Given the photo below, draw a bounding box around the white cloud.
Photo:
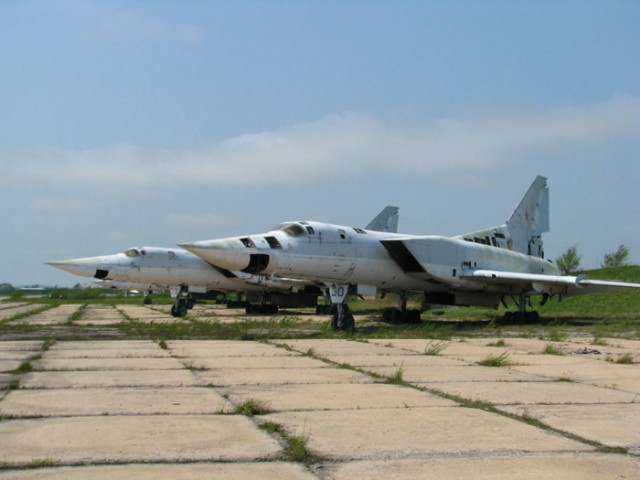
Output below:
[58,0,204,45]
[3,95,639,191]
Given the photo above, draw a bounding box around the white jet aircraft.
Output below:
[47,246,318,317]
[47,207,399,318]
[180,176,640,330]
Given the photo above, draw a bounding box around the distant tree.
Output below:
[0,283,14,292]
[556,244,582,275]
[601,244,630,268]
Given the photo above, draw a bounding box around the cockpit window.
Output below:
[276,223,307,237]
[125,248,140,257]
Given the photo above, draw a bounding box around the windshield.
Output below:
[274,223,307,237]
[124,248,140,257]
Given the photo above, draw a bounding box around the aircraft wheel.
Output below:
[170,304,179,317]
[344,313,355,332]
[408,309,422,323]
[143,297,152,305]
[187,299,195,309]
[526,311,540,323]
[503,311,513,322]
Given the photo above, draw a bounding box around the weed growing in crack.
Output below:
[477,352,510,367]
[234,399,271,416]
[424,340,448,355]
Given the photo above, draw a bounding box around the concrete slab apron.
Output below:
[20,369,201,388]
[226,383,456,412]
[0,387,234,416]
[0,415,282,466]
[263,407,591,461]
[330,453,640,480]
[0,463,320,480]
[501,403,640,452]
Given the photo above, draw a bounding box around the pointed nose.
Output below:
[45,256,111,278]
[179,238,252,271]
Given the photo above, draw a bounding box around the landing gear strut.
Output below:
[327,284,355,332]
[502,294,540,323]
[382,291,422,323]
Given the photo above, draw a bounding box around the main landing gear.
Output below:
[501,293,541,323]
[381,291,422,324]
[170,286,195,318]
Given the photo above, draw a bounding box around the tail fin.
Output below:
[506,175,549,257]
[366,206,399,233]
[457,176,549,258]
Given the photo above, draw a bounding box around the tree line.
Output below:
[556,244,632,275]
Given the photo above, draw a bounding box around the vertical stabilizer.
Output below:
[506,175,549,257]
[456,176,549,258]
[366,206,399,233]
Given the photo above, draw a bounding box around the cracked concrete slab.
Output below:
[329,453,640,479]
[43,348,172,358]
[429,380,640,405]
[76,305,126,325]
[325,354,469,368]
[500,403,640,452]
[0,415,282,466]
[264,407,591,461]
[196,367,374,386]
[8,305,82,325]
[0,462,320,480]
[0,304,44,321]
[180,355,330,370]
[47,339,166,351]
[278,339,414,357]
[36,356,186,371]
[226,383,456,412]
[168,340,299,357]
[0,387,233,416]
[117,305,180,323]
[510,362,640,393]
[20,369,201,388]
[0,340,42,352]
[0,359,23,372]
[363,365,551,383]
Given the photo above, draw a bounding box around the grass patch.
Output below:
[542,344,565,355]
[287,431,310,462]
[157,339,168,350]
[259,421,283,434]
[66,304,88,324]
[184,362,207,371]
[385,362,405,384]
[545,329,568,342]
[424,340,448,355]
[486,339,507,347]
[14,360,33,374]
[613,353,635,364]
[477,352,510,367]
[40,338,56,351]
[557,377,574,382]
[234,399,271,416]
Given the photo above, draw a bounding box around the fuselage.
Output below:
[181,220,559,297]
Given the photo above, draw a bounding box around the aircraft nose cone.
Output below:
[45,257,109,278]
[179,239,251,271]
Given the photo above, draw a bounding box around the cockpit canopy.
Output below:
[124,248,146,257]
[274,223,307,237]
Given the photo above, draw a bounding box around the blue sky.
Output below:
[1,0,638,287]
